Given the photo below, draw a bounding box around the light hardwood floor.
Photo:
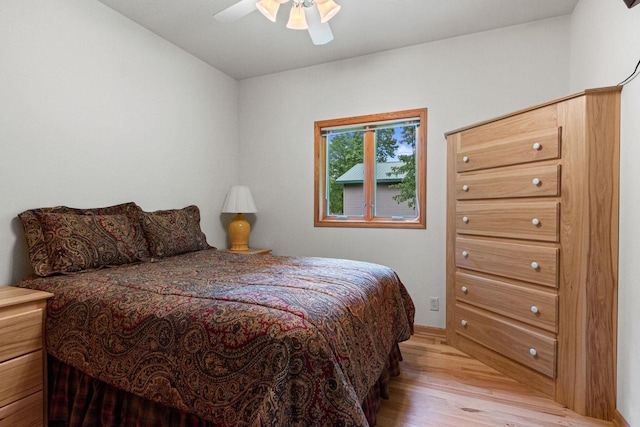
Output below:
[376,332,612,427]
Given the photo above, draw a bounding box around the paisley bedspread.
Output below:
[18,249,415,427]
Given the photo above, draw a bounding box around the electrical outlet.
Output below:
[429,297,439,311]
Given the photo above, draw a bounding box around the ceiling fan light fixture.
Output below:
[256,0,280,22]
[317,0,341,23]
[286,4,308,30]
[304,4,334,45]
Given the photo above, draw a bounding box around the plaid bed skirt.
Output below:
[48,343,403,427]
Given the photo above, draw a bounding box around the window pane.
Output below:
[327,131,365,217]
[314,108,426,229]
[374,125,418,218]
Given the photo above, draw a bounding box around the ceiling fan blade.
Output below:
[305,6,334,45]
[214,0,257,23]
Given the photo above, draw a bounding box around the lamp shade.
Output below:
[221,186,258,213]
[286,5,308,30]
[256,0,280,22]
[317,0,341,23]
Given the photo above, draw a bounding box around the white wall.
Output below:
[238,17,572,327]
[569,0,640,424]
[0,0,239,284]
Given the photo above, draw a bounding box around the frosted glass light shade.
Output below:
[221,186,258,213]
[286,5,308,30]
[256,0,280,22]
[317,0,341,23]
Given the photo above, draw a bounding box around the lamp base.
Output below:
[228,213,251,251]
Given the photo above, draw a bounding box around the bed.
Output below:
[16,202,415,427]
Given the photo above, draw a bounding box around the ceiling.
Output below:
[95,0,579,80]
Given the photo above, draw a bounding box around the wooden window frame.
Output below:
[314,108,427,229]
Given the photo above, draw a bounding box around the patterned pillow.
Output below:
[19,202,150,276]
[37,213,150,275]
[140,205,210,258]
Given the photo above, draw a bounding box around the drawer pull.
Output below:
[462,185,469,192]
[462,250,469,258]
[461,320,468,327]
[532,177,541,186]
[463,156,469,163]
[533,142,542,150]
[531,218,540,226]
[531,261,539,270]
[462,216,469,223]
[461,286,468,294]
[529,348,537,357]
[530,305,539,314]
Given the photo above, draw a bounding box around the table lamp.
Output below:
[221,185,258,251]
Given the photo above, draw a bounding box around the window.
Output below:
[314,108,427,228]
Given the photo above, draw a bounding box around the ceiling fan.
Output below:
[214,0,341,45]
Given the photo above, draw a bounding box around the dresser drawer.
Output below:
[0,390,43,427]
[0,309,43,364]
[456,237,558,287]
[455,272,558,332]
[0,351,43,408]
[455,304,556,378]
[456,164,560,200]
[458,104,558,149]
[457,127,561,172]
[456,202,559,242]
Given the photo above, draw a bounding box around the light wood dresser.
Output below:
[0,287,53,427]
[445,86,621,421]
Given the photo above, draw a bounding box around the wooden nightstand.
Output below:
[221,248,271,255]
[0,287,53,427]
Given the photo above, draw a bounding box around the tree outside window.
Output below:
[314,109,427,229]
